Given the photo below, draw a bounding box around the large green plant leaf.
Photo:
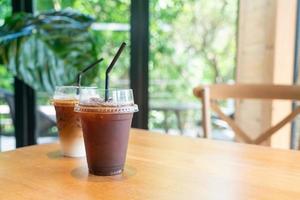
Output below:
[0,9,98,93]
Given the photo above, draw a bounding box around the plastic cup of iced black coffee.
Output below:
[52,86,87,157]
[75,88,138,176]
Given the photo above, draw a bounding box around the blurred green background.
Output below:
[0,0,237,134]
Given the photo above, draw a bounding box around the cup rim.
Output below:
[74,104,138,114]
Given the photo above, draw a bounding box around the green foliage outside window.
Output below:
[0,0,13,91]
[0,10,98,92]
[149,0,238,130]
[150,0,238,102]
[0,0,237,96]
[0,0,238,132]
[35,0,131,89]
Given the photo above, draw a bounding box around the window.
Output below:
[35,0,131,89]
[34,0,131,144]
[149,0,238,138]
[0,0,239,151]
[0,0,15,151]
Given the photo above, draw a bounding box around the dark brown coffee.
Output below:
[78,109,133,176]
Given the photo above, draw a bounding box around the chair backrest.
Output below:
[193,84,300,144]
[194,84,300,100]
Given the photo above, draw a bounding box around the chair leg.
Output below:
[163,110,169,134]
[175,111,183,135]
[201,87,212,138]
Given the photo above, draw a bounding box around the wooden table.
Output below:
[1,129,300,199]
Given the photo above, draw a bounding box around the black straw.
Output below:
[76,58,104,94]
[76,58,104,87]
[105,42,127,101]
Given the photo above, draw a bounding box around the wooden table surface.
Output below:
[1,129,300,200]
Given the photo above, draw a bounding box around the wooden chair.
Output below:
[193,84,300,144]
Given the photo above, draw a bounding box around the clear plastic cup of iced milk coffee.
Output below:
[52,86,87,157]
[75,88,138,176]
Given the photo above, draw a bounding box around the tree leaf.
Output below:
[0,9,98,93]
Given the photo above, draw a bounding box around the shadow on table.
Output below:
[71,165,137,182]
[47,150,63,159]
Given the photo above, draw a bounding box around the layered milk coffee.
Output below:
[52,86,85,157]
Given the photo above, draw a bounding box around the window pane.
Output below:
[33,0,130,144]
[149,0,238,138]
[0,0,13,91]
[34,0,130,88]
[0,0,15,151]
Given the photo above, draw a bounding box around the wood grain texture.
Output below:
[193,84,300,100]
[1,129,300,199]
